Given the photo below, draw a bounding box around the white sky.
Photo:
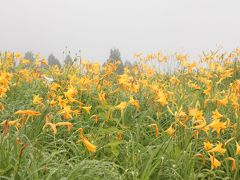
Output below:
[0,0,239,63]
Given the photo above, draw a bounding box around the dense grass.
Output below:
[0,49,240,179]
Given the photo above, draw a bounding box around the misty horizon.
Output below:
[0,0,239,64]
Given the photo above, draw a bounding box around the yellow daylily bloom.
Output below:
[235,141,240,155]
[155,90,168,106]
[43,122,57,135]
[225,157,236,171]
[216,97,228,106]
[204,140,213,151]
[15,53,22,59]
[20,59,30,65]
[55,122,73,133]
[0,119,21,132]
[192,119,206,130]
[82,106,92,114]
[129,96,140,111]
[33,95,43,105]
[212,109,223,120]
[209,154,221,169]
[115,102,128,111]
[50,82,61,91]
[15,110,41,116]
[166,125,175,137]
[208,142,226,154]
[64,85,77,102]
[77,128,96,153]
[149,124,159,137]
[208,119,226,135]
[81,137,97,153]
[116,132,122,140]
[98,92,106,103]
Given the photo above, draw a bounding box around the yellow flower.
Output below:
[203,84,211,95]
[209,154,221,169]
[115,102,128,111]
[192,119,206,130]
[57,105,73,119]
[43,122,73,134]
[149,124,159,137]
[166,125,175,136]
[170,76,180,86]
[129,96,140,111]
[0,86,8,98]
[233,123,238,137]
[50,83,61,91]
[20,59,30,65]
[188,81,201,90]
[40,59,48,65]
[81,60,89,65]
[208,119,226,135]
[0,119,20,127]
[58,96,67,108]
[212,109,223,120]
[204,140,213,151]
[98,92,106,103]
[35,53,40,59]
[109,88,120,95]
[155,90,168,106]
[226,118,231,128]
[15,110,41,116]
[33,95,43,105]
[225,157,236,171]
[235,141,240,155]
[77,128,96,153]
[0,103,4,111]
[0,119,21,131]
[216,97,228,106]
[82,106,92,114]
[43,122,57,135]
[64,85,77,102]
[55,122,73,133]
[81,137,97,153]
[208,142,226,154]
[49,99,57,107]
[116,132,122,140]
[189,108,204,121]
[118,74,128,85]
[15,53,22,59]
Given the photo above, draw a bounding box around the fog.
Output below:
[0,0,239,63]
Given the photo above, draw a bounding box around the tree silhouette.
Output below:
[64,54,73,66]
[48,54,61,68]
[24,51,35,61]
[104,48,124,74]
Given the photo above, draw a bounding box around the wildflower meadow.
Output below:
[0,48,240,179]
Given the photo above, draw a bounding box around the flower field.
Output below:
[0,48,240,179]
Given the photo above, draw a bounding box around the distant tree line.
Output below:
[22,48,133,74]
[22,51,62,68]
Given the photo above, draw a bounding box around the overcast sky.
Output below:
[0,0,239,63]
